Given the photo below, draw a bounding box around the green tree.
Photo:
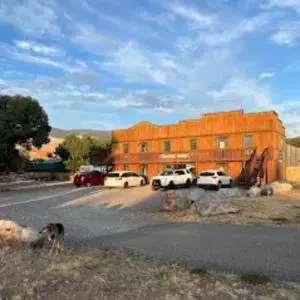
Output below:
[0,95,51,172]
[286,137,300,148]
[55,135,112,173]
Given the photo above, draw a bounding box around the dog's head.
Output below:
[39,223,54,234]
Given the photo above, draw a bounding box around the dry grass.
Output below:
[1,247,300,300]
[153,190,300,227]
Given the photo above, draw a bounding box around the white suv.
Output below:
[104,171,145,188]
[197,170,232,190]
[151,169,194,190]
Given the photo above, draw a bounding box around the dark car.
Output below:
[73,170,106,187]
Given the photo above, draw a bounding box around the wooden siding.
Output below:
[111,110,285,181]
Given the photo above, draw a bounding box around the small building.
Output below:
[110,110,285,182]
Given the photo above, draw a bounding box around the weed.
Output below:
[241,274,271,285]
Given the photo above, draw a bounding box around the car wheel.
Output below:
[140,179,144,186]
[185,179,191,188]
[228,180,233,188]
[168,181,174,189]
[124,182,129,189]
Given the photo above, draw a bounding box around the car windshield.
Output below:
[200,172,215,176]
[107,173,120,177]
[160,170,173,176]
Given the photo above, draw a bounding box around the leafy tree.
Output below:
[55,135,112,173]
[0,95,51,172]
[286,137,300,148]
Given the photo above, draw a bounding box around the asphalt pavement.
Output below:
[1,184,300,282]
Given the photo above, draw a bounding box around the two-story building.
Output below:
[110,110,286,183]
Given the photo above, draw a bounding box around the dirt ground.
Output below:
[1,247,300,300]
[154,190,300,227]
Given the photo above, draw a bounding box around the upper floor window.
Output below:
[189,138,197,150]
[123,143,129,153]
[244,134,254,148]
[163,140,171,152]
[139,142,147,153]
[217,137,228,149]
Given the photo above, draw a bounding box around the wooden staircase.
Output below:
[236,147,270,187]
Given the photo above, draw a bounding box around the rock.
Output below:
[271,181,293,194]
[161,190,192,210]
[187,189,206,202]
[246,186,261,197]
[196,202,240,217]
[260,185,274,196]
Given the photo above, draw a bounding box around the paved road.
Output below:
[1,185,300,282]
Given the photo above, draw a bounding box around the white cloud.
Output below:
[199,12,278,46]
[166,1,215,27]
[206,76,271,110]
[72,24,121,55]
[0,0,61,36]
[259,72,274,79]
[270,22,300,46]
[262,0,300,11]
[76,60,88,68]
[15,40,65,57]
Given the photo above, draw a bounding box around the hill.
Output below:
[51,128,112,140]
[286,137,300,148]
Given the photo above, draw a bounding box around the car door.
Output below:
[174,170,185,185]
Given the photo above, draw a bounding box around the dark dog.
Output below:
[40,223,64,255]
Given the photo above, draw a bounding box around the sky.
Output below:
[1,0,300,137]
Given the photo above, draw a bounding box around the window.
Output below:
[160,170,174,176]
[163,140,171,152]
[216,163,228,174]
[139,142,147,152]
[175,170,185,175]
[123,164,129,171]
[140,164,147,175]
[244,134,254,148]
[123,143,129,153]
[189,138,197,150]
[217,137,228,149]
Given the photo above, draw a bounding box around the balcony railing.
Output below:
[109,148,254,164]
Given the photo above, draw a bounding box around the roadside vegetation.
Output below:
[1,247,300,300]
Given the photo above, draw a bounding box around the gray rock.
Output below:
[196,202,240,217]
[246,186,261,197]
[260,185,274,196]
[271,181,293,194]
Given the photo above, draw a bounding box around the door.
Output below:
[174,170,186,185]
[130,172,141,186]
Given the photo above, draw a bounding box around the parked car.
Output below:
[73,170,106,187]
[151,168,194,190]
[104,171,146,188]
[197,170,232,190]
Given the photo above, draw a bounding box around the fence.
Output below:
[286,144,300,182]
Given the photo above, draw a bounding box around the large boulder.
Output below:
[246,186,261,197]
[0,219,44,248]
[270,181,293,194]
[161,190,192,211]
[260,185,274,196]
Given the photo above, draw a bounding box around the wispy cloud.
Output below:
[0,0,61,36]
[15,40,65,57]
[270,22,300,46]
[262,0,300,11]
[166,1,215,27]
[259,72,274,79]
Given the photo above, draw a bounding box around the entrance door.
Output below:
[140,164,148,176]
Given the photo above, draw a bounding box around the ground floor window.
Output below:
[140,164,148,175]
[216,163,229,174]
[123,164,129,171]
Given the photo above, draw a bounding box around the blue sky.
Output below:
[1,0,300,137]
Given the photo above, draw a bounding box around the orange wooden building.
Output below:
[111,110,286,183]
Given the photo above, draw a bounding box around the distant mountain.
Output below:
[50,128,112,140]
[286,137,300,148]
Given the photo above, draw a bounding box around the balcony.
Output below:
[109,148,254,164]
